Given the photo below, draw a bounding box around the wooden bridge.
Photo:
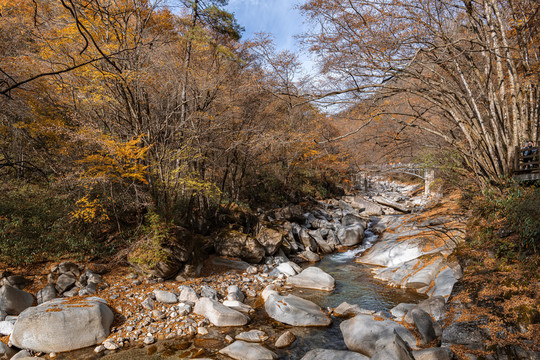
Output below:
[514,146,540,181]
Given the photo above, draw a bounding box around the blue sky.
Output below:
[225,0,307,52]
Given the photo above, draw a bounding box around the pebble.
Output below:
[103,340,120,350]
[143,335,155,345]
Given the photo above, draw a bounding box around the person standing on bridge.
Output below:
[522,140,537,169]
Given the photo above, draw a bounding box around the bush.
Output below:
[0,182,114,265]
[475,182,540,255]
[127,211,169,268]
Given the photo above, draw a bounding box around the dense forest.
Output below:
[0,0,350,264]
[1,0,539,266]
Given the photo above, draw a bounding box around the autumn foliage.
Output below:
[0,0,345,264]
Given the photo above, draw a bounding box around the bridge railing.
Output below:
[514,146,539,173]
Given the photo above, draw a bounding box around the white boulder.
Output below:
[286,267,335,291]
[193,297,249,327]
[9,297,113,353]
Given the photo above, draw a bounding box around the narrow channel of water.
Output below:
[272,229,426,359]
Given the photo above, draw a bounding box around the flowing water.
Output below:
[57,224,426,360]
[272,230,426,359]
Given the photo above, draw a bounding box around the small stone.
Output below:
[49,352,57,358]
[236,330,268,343]
[200,285,218,300]
[246,266,258,274]
[225,335,234,343]
[142,297,155,310]
[152,310,166,320]
[153,290,177,304]
[177,303,192,316]
[197,327,209,335]
[275,330,296,348]
[103,340,120,350]
[55,273,76,294]
[143,335,155,345]
[126,273,138,280]
[63,287,79,297]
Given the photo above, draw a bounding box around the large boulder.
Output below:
[357,231,431,267]
[0,285,34,315]
[410,308,438,345]
[193,297,249,326]
[286,267,335,291]
[372,258,421,287]
[390,303,416,322]
[301,349,369,360]
[36,284,56,305]
[214,230,265,264]
[219,340,277,360]
[404,258,445,289]
[409,296,446,322]
[256,226,284,256]
[55,273,76,294]
[342,213,368,227]
[9,297,113,353]
[351,197,383,216]
[371,331,415,360]
[273,205,304,223]
[441,321,490,350]
[337,224,365,247]
[340,314,417,356]
[334,302,375,318]
[127,226,199,279]
[298,228,317,252]
[265,293,331,326]
[426,267,458,301]
[308,230,334,254]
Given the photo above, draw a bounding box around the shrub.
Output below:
[0,182,110,265]
[127,211,169,268]
[474,182,540,255]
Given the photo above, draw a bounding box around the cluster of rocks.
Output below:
[213,191,400,266]
[0,262,111,359]
[93,262,336,357]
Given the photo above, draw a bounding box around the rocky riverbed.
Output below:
[1,179,538,360]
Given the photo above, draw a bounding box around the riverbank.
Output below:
[1,178,538,360]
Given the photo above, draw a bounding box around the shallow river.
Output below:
[57,227,426,360]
